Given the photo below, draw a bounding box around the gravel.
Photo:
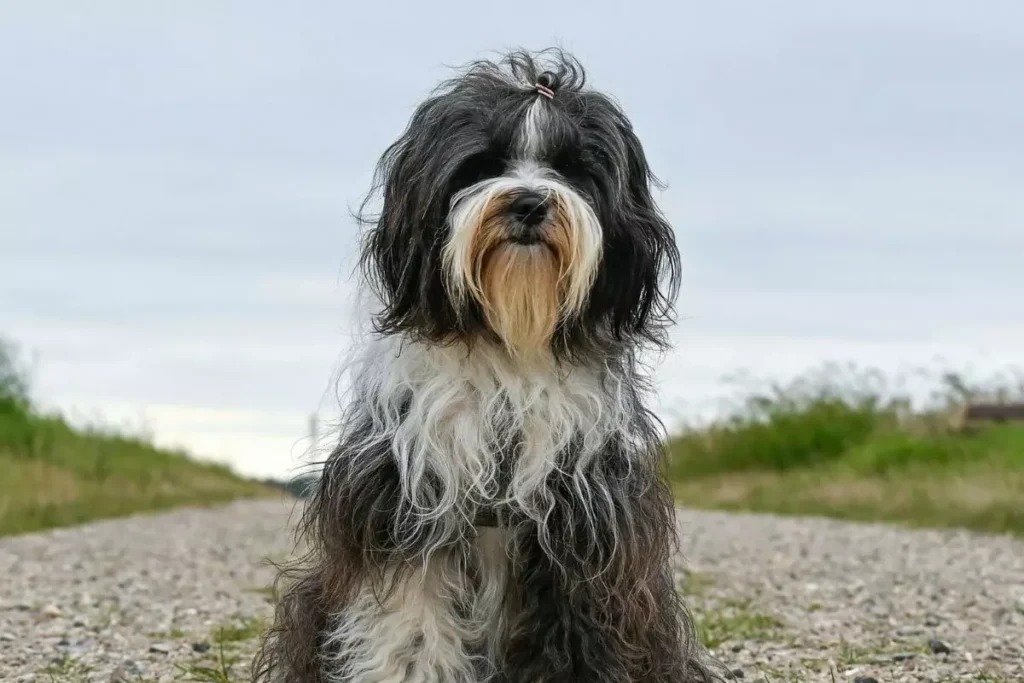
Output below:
[680,510,1024,681]
[1,500,1021,682]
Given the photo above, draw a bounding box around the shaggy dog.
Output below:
[254,48,718,683]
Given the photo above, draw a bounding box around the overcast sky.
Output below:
[2,2,1022,478]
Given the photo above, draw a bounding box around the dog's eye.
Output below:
[453,153,505,188]
[550,150,589,181]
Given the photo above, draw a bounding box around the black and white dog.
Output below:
[255,49,718,683]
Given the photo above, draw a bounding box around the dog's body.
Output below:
[255,50,718,683]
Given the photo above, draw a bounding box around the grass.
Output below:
[175,617,269,683]
[37,655,95,683]
[695,598,784,650]
[667,363,1024,536]
[149,627,188,640]
[0,338,278,537]
[834,639,927,666]
[677,571,785,654]
[212,616,268,645]
[677,569,715,598]
[177,642,245,683]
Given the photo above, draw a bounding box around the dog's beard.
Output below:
[443,179,602,356]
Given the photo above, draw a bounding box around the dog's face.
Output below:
[361,50,679,358]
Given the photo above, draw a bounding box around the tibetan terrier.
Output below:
[255,49,718,683]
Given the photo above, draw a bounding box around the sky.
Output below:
[2,2,1023,478]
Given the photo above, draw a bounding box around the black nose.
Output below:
[508,192,548,227]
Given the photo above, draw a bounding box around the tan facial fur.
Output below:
[444,183,602,357]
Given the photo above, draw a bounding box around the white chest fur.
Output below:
[349,336,635,526]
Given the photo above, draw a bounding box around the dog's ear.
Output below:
[617,121,680,341]
[358,97,464,339]
[585,113,680,347]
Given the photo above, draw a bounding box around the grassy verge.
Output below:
[667,364,1024,536]
[0,339,278,537]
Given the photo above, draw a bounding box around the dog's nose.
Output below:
[508,192,548,227]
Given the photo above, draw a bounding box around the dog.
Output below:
[254,48,718,683]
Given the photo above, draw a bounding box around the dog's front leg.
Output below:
[256,426,486,683]
[501,460,716,683]
[312,448,485,683]
[321,549,483,683]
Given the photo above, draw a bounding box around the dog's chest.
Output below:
[468,525,512,648]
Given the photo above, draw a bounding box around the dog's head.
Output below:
[360,49,679,359]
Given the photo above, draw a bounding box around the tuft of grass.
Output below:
[677,570,715,598]
[972,673,1011,683]
[833,639,926,666]
[752,662,817,683]
[0,337,279,536]
[180,618,268,683]
[37,654,94,683]
[149,627,187,640]
[177,642,244,683]
[694,599,784,650]
[669,364,1024,536]
[212,616,268,645]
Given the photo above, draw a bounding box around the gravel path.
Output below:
[2,500,1022,682]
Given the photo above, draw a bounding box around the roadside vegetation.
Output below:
[668,363,1024,535]
[0,338,277,537]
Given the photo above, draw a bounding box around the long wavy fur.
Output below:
[254,48,720,683]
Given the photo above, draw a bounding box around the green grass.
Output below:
[174,618,269,683]
[212,616,268,645]
[668,363,1024,536]
[149,627,188,640]
[37,654,95,683]
[177,642,245,683]
[695,598,784,649]
[834,639,927,666]
[0,338,278,537]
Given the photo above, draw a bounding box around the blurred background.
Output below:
[2,2,1022,534]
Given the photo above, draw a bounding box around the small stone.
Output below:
[57,638,71,647]
[192,641,211,653]
[1015,597,1024,615]
[0,631,15,642]
[892,652,916,662]
[929,638,952,655]
[41,604,62,618]
[726,669,745,679]
[730,644,743,653]
[149,642,172,654]
[854,678,880,683]
[895,625,925,637]
[110,661,145,683]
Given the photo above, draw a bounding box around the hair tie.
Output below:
[534,83,555,99]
